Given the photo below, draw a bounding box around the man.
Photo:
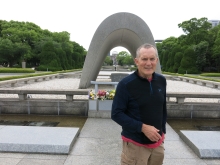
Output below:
[111,43,167,165]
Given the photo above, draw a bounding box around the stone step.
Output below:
[0,126,79,154]
[179,130,220,159]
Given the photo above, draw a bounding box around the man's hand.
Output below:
[141,124,162,142]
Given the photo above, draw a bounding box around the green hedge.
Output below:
[200,73,220,77]
[163,71,220,82]
[0,68,35,73]
[37,65,62,72]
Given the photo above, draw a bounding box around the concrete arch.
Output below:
[79,12,161,89]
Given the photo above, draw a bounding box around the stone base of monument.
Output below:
[88,110,111,118]
[179,130,220,159]
[0,126,79,154]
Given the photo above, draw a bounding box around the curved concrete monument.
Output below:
[79,12,161,89]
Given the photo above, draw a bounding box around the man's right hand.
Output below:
[141,124,162,142]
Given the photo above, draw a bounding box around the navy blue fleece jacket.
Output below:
[111,71,167,144]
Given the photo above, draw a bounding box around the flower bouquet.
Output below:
[89,90,96,100]
[89,89,116,100]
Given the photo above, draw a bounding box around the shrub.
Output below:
[0,68,35,73]
[37,65,62,72]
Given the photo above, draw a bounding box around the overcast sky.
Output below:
[1,0,220,54]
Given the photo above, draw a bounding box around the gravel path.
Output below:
[0,77,220,102]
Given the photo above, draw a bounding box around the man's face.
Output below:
[134,47,158,79]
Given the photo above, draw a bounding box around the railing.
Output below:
[0,74,60,87]
[0,89,219,103]
[89,81,220,103]
[0,89,89,101]
[0,89,219,118]
[165,75,220,89]
[166,92,220,103]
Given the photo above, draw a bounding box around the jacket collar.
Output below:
[134,70,158,80]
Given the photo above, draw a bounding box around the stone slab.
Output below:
[0,126,79,154]
[88,110,111,118]
[110,73,129,82]
[179,130,220,159]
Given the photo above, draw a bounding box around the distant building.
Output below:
[208,20,220,28]
[111,51,118,66]
[155,39,163,43]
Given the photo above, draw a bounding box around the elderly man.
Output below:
[111,43,167,165]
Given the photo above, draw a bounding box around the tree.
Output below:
[212,31,220,72]
[123,55,134,65]
[156,43,163,64]
[116,51,128,66]
[194,41,209,71]
[116,51,134,66]
[0,38,14,66]
[38,41,62,71]
[173,52,183,73]
[178,17,212,45]
[103,56,112,65]
[178,47,199,74]
[52,31,70,43]
[56,48,68,70]
[0,20,87,69]
[159,37,177,72]
[72,41,85,68]
[161,50,168,71]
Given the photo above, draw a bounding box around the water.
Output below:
[0,114,87,130]
[1,115,220,134]
[167,118,220,135]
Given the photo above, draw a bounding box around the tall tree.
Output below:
[178,47,199,74]
[38,41,62,71]
[212,31,220,72]
[0,38,14,66]
[173,52,183,73]
[194,41,209,71]
[178,17,212,45]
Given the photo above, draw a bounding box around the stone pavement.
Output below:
[0,126,79,154]
[179,131,220,159]
[0,118,220,165]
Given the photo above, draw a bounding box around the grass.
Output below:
[162,71,220,82]
[0,68,82,81]
[0,68,35,73]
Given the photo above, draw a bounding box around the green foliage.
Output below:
[162,72,220,82]
[123,55,134,65]
[38,42,62,71]
[0,20,86,70]
[200,73,220,77]
[156,43,163,64]
[0,68,35,73]
[116,51,128,66]
[0,69,81,81]
[211,31,220,72]
[194,41,209,71]
[158,17,220,74]
[103,56,113,65]
[116,51,134,66]
[178,17,211,45]
[173,52,183,73]
[37,65,61,72]
[162,72,183,76]
[178,47,200,74]
[161,51,168,71]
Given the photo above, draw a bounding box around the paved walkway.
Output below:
[0,118,219,165]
